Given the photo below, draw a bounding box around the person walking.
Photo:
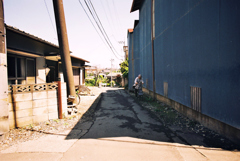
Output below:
[133,74,144,98]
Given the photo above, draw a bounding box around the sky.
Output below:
[3,0,139,68]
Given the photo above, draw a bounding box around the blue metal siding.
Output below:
[133,25,140,79]
[128,0,240,129]
[139,0,153,90]
[128,32,134,90]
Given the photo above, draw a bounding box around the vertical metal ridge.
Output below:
[190,86,202,113]
[164,82,168,97]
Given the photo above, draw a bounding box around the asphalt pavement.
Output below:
[1,88,240,161]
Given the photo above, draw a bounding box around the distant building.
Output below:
[103,68,111,74]
[123,46,128,60]
[85,66,97,76]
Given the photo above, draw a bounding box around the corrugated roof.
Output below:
[130,0,143,13]
[71,55,90,63]
[5,24,59,48]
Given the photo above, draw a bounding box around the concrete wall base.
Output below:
[142,87,240,145]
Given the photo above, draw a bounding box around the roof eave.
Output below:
[130,0,142,13]
[71,55,90,63]
[5,24,59,49]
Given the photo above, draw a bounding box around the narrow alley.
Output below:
[1,88,239,161]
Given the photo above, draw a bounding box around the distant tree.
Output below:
[120,58,128,78]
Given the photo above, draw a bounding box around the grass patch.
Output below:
[141,94,178,124]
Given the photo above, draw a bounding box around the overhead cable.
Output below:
[83,0,121,59]
[87,0,123,57]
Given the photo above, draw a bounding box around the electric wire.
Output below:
[106,0,117,33]
[77,0,108,50]
[87,0,123,58]
[100,0,114,34]
[77,0,116,58]
[111,1,123,34]
[83,0,121,59]
[43,0,56,34]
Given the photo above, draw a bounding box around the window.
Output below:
[27,59,35,77]
[17,58,26,78]
[7,56,16,78]
[7,55,35,85]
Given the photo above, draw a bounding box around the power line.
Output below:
[100,0,114,34]
[83,0,121,59]
[111,1,123,33]
[105,0,118,33]
[43,0,56,34]
[87,0,123,58]
[77,0,108,48]
[77,0,119,59]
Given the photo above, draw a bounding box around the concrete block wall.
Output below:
[8,83,67,129]
[61,83,68,117]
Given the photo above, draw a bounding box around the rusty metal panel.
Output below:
[190,86,201,113]
[164,82,168,97]
[146,79,149,89]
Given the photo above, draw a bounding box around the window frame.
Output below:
[7,54,36,85]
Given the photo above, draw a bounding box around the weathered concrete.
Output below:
[8,83,67,128]
[143,87,240,145]
[1,88,239,161]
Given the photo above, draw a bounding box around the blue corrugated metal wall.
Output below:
[129,0,240,129]
[133,24,140,79]
[128,32,134,90]
[139,0,153,91]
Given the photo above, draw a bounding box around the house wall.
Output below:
[59,64,85,85]
[36,57,46,84]
[0,53,9,137]
[129,0,240,140]
[8,82,67,129]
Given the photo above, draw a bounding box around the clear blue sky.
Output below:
[4,0,139,68]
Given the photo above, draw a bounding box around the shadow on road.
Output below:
[65,89,240,151]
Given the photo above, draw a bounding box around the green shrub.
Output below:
[124,83,128,89]
[96,75,109,86]
[85,79,96,86]
[107,81,115,87]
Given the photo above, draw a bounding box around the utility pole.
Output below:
[0,0,9,138]
[151,0,156,100]
[110,59,114,87]
[52,0,75,102]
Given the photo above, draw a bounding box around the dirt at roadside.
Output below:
[129,92,240,151]
[0,87,103,152]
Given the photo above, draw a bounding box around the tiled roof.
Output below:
[5,24,59,48]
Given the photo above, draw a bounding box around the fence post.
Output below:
[58,81,62,119]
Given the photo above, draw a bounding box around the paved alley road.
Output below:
[1,88,240,161]
[63,88,240,161]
